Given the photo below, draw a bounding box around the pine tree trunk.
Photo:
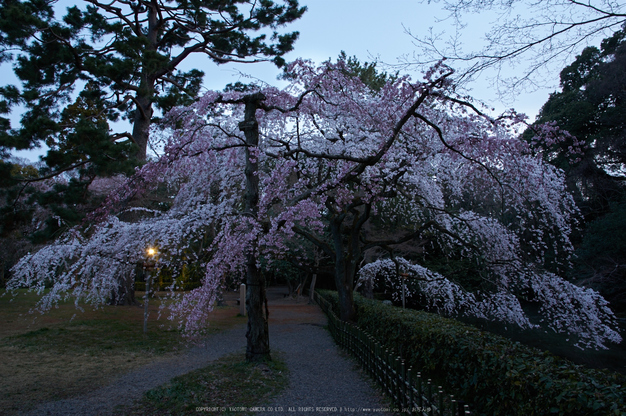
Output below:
[130,3,159,161]
[131,93,152,160]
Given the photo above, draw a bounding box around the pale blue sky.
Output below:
[194,0,558,116]
[9,0,608,161]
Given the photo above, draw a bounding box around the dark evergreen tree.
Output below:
[525,27,626,219]
[524,27,626,311]
[0,0,305,160]
[338,51,395,92]
[0,0,305,241]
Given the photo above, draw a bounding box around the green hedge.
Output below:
[317,290,626,416]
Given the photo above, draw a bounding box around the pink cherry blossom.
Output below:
[9,58,621,349]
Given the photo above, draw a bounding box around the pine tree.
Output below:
[0,0,305,240]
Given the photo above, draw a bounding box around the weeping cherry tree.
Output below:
[9,58,622,353]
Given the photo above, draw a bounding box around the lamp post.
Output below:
[400,272,409,309]
[143,246,157,334]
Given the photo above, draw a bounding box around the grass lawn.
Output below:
[0,289,246,415]
[116,352,289,416]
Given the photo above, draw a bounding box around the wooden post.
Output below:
[438,386,444,415]
[309,250,321,303]
[427,380,433,416]
[408,367,414,413]
[240,283,247,316]
[143,271,151,334]
[400,272,409,309]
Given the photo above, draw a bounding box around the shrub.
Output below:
[318,290,626,416]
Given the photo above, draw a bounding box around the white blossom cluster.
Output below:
[357,257,621,349]
[8,58,622,348]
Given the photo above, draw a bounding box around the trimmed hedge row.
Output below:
[318,290,626,416]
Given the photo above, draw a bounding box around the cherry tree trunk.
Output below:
[330,217,358,322]
[328,204,370,322]
[239,93,271,362]
[108,267,138,306]
[335,266,357,322]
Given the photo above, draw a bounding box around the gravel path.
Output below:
[21,288,391,416]
[259,292,392,416]
[20,325,248,416]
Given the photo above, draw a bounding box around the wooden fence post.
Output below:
[143,270,151,334]
[240,283,246,316]
[314,292,470,416]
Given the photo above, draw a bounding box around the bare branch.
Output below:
[404,0,626,94]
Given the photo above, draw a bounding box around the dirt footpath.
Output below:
[18,287,391,416]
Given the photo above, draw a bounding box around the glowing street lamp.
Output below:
[143,246,158,334]
[145,247,158,270]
